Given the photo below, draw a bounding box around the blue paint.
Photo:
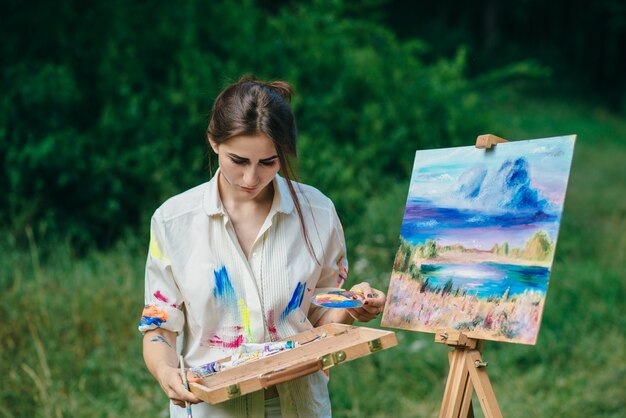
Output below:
[282,281,306,320]
[419,262,550,298]
[312,291,364,308]
[139,316,164,327]
[213,266,235,299]
[458,167,487,199]
[150,335,173,348]
[400,198,558,247]
[315,299,362,308]
[500,158,547,211]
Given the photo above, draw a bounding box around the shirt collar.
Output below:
[272,174,295,215]
[203,169,295,217]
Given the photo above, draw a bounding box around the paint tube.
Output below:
[238,341,298,355]
[229,341,299,366]
[191,341,300,378]
[191,361,224,378]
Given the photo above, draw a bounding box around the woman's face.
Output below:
[210,133,281,201]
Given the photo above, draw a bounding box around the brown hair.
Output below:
[207,75,319,263]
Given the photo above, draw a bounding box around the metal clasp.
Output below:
[320,351,347,369]
[474,360,488,368]
[226,384,241,398]
[368,338,383,353]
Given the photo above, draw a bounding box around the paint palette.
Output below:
[311,290,364,308]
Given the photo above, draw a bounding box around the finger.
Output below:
[186,370,202,383]
[370,288,386,304]
[364,287,385,300]
[353,313,378,322]
[360,302,382,314]
[350,282,372,298]
[346,308,378,323]
[168,380,201,404]
[363,297,385,309]
[181,387,201,404]
[353,301,385,318]
[188,375,202,383]
[355,282,374,298]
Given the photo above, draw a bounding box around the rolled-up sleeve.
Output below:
[138,211,185,335]
[307,205,349,325]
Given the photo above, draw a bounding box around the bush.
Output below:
[1,0,530,249]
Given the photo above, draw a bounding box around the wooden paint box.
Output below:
[189,323,397,404]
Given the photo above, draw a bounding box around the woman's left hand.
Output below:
[346,282,386,323]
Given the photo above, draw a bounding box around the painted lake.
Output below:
[419,262,550,298]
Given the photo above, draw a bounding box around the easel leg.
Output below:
[436,334,499,418]
[465,351,503,418]
[442,350,475,418]
[461,378,475,418]
[440,348,474,418]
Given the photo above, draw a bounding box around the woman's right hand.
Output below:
[155,364,202,407]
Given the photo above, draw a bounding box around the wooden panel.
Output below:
[189,324,397,404]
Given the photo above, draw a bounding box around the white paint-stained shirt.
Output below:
[138,170,348,418]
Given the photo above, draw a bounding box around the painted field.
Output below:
[382,271,546,344]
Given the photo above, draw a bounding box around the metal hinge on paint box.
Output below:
[189,324,397,404]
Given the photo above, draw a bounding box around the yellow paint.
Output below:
[238,299,253,342]
[149,231,168,262]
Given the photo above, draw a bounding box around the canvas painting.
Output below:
[381,135,576,345]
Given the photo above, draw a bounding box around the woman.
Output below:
[138,76,386,417]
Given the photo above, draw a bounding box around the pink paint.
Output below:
[484,312,493,329]
[267,310,279,341]
[154,290,168,303]
[209,334,244,349]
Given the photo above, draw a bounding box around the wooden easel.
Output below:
[435,331,502,418]
[435,134,508,418]
[475,134,508,150]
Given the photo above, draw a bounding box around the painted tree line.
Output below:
[394,230,555,275]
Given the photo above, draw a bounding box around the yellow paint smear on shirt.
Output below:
[149,232,168,263]
[142,304,170,321]
[238,299,253,342]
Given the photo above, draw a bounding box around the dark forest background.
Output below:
[268,0,626,106]
[1,0,624,249]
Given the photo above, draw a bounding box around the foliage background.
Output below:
[1,0,624,416]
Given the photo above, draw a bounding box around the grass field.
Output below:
[1,96,624,417]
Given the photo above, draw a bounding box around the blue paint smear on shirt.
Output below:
[213,266,235,299]
[139,316,164,327]
[282,281,306,320]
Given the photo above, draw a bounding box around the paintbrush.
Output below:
[179,355,193,418]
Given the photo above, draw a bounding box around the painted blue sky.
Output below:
[401,135,576,249]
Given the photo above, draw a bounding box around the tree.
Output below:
[523,230,553,261]
[424,240,438,259]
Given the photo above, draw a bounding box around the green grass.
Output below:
[1,96,624,417]
[330,96,626,417]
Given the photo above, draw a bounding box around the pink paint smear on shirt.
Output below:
[209,334,244,349]
[154,290,169,303]
[267,310,280,341]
